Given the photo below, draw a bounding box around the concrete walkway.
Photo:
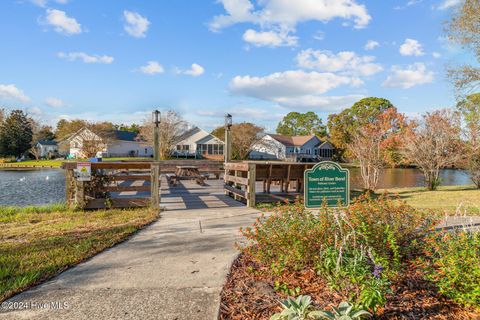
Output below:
[0,182,260,320]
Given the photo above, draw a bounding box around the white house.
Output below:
[65,128,153,158]
[36,140,59,158]
[174,127,224,160]
[249,134,335,162]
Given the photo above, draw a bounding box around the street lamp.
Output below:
[224,113,232,163]
[152,110,161,160]
[225,113,232,129]
[152,110,161,128]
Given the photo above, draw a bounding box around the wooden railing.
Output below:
[224,162,256,207]
[62,162,160,210]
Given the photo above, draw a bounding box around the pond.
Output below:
[349,167,471,189]
[0,167,472,207]
[0,169,65,207]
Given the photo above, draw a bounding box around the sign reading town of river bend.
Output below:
[304,161,350,208]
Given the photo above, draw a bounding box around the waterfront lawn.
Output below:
[379,185,480,215]
[0,205,158,301]
[3,159,64,168]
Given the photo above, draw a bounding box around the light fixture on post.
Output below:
[224,113,232,163]
[152,110,161,161]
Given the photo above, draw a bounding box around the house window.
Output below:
[306,149,311,155]
[176,145,190,151]
[145,148,148,154]
[314,149,318,155]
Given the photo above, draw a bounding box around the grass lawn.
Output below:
[1,159,64,168]
[378,185,480,215]
[0,204,159,301]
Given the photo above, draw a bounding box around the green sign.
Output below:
[304,161,350,208]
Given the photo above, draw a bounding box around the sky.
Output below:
[0,0,471,132]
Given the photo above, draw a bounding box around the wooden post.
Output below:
[65,169,75,208]
[247,163,256,207]
[75,180,86,210]
[150,162,160,210]
[225,127,232,163]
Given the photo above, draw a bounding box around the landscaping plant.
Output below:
[270,297,371,320]
[419,229,480,308]
[240,196,434,313]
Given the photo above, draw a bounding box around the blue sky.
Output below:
[0,0,469,132]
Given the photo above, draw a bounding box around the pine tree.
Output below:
[0,110,33,157]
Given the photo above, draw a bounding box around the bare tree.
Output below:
[139,110,187,160]
[404,110,462,190]
[348,107,408,191]
[211,122,265,160]
[446,0,480,94]
[457,93,480,188]
[29,143,41,160]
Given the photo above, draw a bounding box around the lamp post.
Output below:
[224,113,232,163]
[152,110,161,161]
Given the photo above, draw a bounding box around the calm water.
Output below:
[0,167,472,206]
[0,169,65,206]
[349,168,471,189]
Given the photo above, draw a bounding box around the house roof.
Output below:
[269,134,317,147]
[113,130,139,142]
[37,140,57,146]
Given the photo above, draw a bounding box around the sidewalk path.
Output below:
[0,204,260,320]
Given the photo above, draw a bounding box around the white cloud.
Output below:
[399,38,424,56]
[211,0,371,30]
[31,0,68,7]
[44,97,65,108]
[229,70,362,111]
[123,11,150,38]
[296,49,383,76]
[383,63,434,89]
[432,52,441,58]
[177,63,205,77]
[0,84,30,102]
[313,31,325,41]
[43,9,82,35]
[57,52,114,64]
[138,61,164,75]
[28,107,43,115]
[274,94,365,111]
[242,29,298,47]
[438,0,461,10]
[364,40,380,50]
[209,0,371,46]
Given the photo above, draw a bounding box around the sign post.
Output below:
[304,161,350,208]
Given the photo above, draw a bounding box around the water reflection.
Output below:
[0,169,65,206]
[350,168,470,189]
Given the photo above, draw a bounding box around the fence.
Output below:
[62,160,224,210]
[224,161,316,207]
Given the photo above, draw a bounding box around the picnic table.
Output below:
[168,166,206,186]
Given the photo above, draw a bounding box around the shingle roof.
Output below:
[269,134,316,147]
[37,140,58,146]
[113,130,139,141]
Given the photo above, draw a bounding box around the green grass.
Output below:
[0,205,159,301]
[2,159,64,168]
[377,185,480,215]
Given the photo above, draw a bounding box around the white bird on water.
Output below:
[45,176,49,181]
[19,177,26,182]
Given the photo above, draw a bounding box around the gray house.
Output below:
[249,134,335,162]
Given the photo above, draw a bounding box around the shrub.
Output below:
[240,196,432,312]
[419,229,480,307]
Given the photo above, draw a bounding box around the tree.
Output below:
[55,119,88,140]
[114,123,141,133]
[404,110,462,191]
[457,93,480,187]
[0,110,33,157]
[446,0,480,94]
[211,122,264,160]
[139,110,187,160]
[328,97,394,160]
[276,112,327,138]
[348,108,408,191]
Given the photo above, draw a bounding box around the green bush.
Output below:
[420,230,480,307]
[240,196,432,312]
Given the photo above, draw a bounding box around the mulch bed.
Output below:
[219,255,480,320]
